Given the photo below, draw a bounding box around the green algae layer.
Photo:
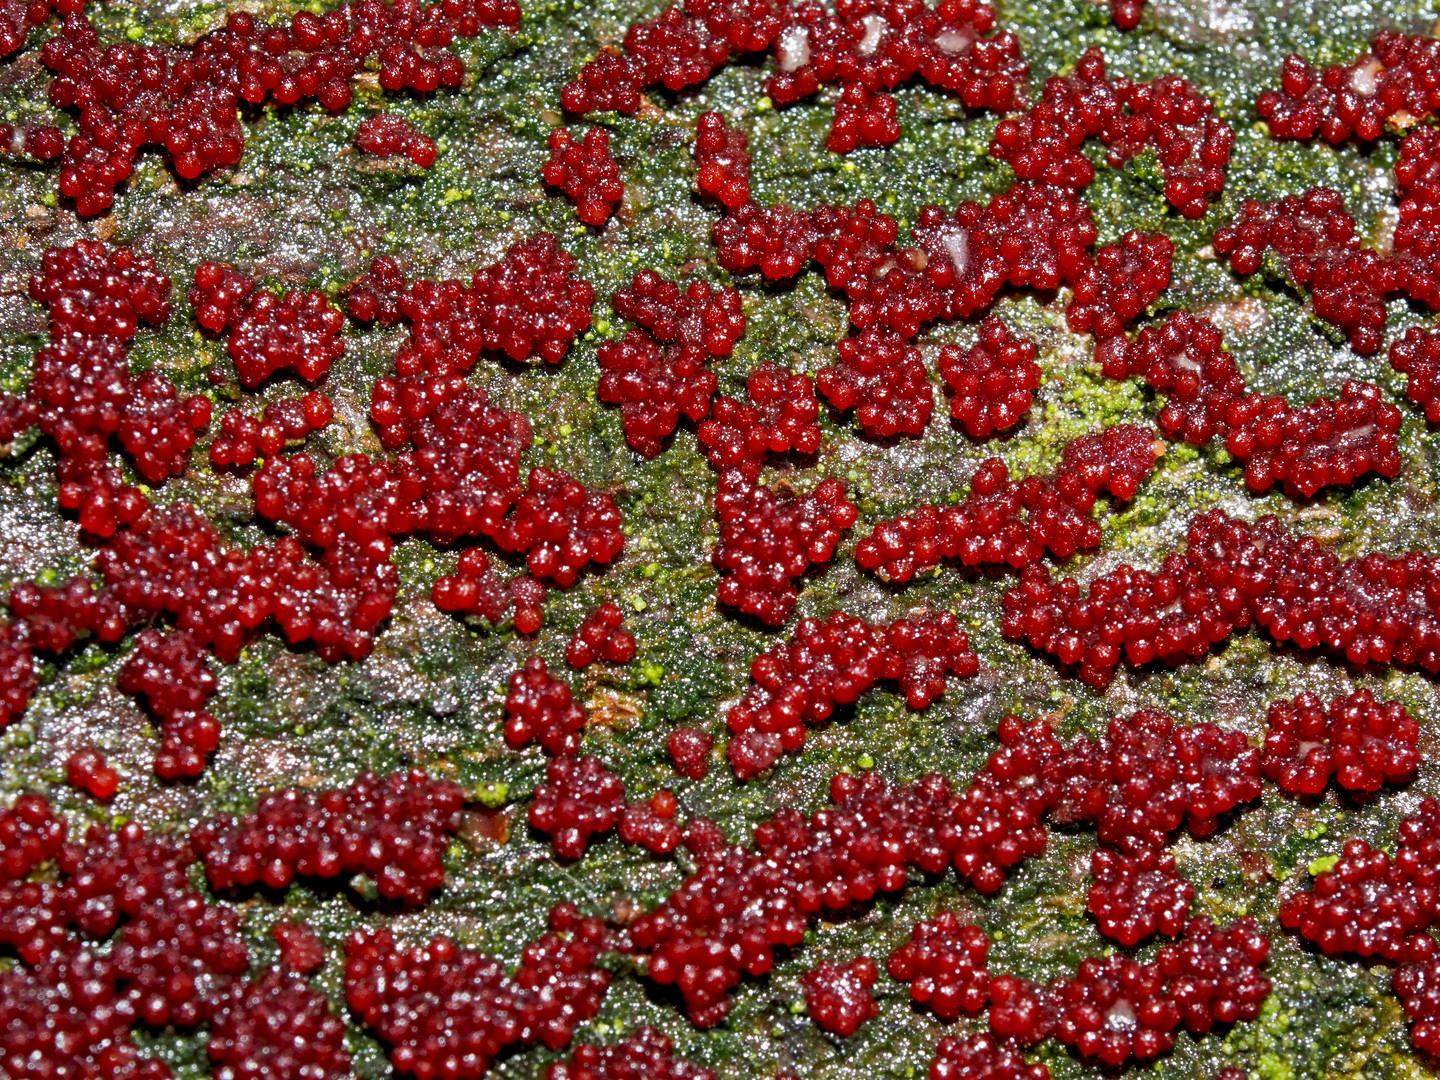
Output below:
[2,0,1440,1076]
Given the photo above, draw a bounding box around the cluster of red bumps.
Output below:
[210,391,333,468]
[355,112,439,168]
[1002,508,1440,687]
[36,0,516,214]
[546,127,625,225]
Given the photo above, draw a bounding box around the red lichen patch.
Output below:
[225,287,347,388]
[345,905,611,1079]
[505,656,586,756]
[1159,916,1273,1034]
[985,975,1061,1046]
[567,600,637,668]
[40,0,516,214]
[829,85,900,153]
[667,726,714,779]
[597,330,717,457]
[887,912,990,1019]
[938,317,1039,438]
[549,1026,716,1080]
[211,392,332,468]
[883,610,981,709]
[619,790,683,854]
[697,362,822,480]
[190,769,466,904]
[804,956,879,1036]
[117,628,220,780]
[208,968,351,1080]
[818,327,935,438]
[713,200,821,281]
[712,475,856,626]
[929,1033,1051,1080]
[492,468,625,586]
[1394,941,1440,1057]
[1002,508,1440,687]
[854,425,1159,582]
[1066,230,1174,341]
[990,48,1232,217]
[1256,32,1440,144]
[1087,845,1193,945]
[0,793,65,880]
[695,110,751,209]
[1390,326,1440,421]
[1278,837,1430,960]
[274,921,326,975]
[1262,688,1419,796]
[545,127,624,226]
[66,746,119,801]
[1051,953,1180,1065]
[356,113,438,167]
[611,269,746,357]
[471,233,596,364]
[529,754,627,859]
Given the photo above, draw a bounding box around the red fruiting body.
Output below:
[697,363,822,480]
[887,912,990,1019]
[567,600,637,667]
[1051,953,1180,1064]
[1256,33,1440,144]
[804,956,879,1036]
[1262,688,1419,795]
[712,476,857,626]
[597,329,717,457]
[819,327,935,438]
[611,269,746,357]
[1390,326,1440,421]
[211,392,332,468]
[938,317,1040,437]
[1066,230,1174,341]
[528,754,626,858]
[695,110,751,208]
[227,288,347,387]
[0,793,66,880]
[117,629,220,780]
[492,468,625,586]
[883,610,982,708]
[829,86,900,154]
[472,232,596,363]
[1111,0,1145,29]
[667,726,714,779]
[545,127,625,225]
[505,656,586,755]
[39,0,516,214]
[208,969,351,1080]
[356,113,438,167]
[66,746,119,800]
[549,1026,716,1080]
[190,769,466,904]
[191,261,257,333]
[855,425,1160,582]
[619,791,683,854]
[1395,942,1440,1057]
[274,921,326,974]
[1087,845,1193,945]
[345,905,611,1078]
[929,1034,1051,1080]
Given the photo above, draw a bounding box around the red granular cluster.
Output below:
[492,467,625,586]
[529,754,627,858]
[190,769,467,904]
[887,912,990,1019]
[990,48,1233,217]
[208,968,351,1080]
[562,0,1026,158]
[473,232,597,364]
[854,424,1160,582]
[40,0,517,214]
[929,1034,1051,1080]
[66,746,120,800]
[274,920,326,974]
[1256,32,1440,144]
[550,1026,716,1080]
[725,609,979,777]
[938,317,1039,437]
[345,903,612,1079]
[1278,838,1429,961]
[697,363,822,480]
[695,110,751,208]
[667,727,714,779]
[1394,940,1440,1058]
[433,549,545,628]
[567,600,637,667]
[1262,688,1419,795]
[0,793,65,880]
[504,656,586,755]
[117,628,220,780]
[222,285,348,388]
[619,790,683,854]
[1390,326,1440,421]
[611,269,746,357]
[0,123,64,160]
[1087,844,1193,946]
[818,327,935,438]
[597,330,717,457]
[545,127,624,226]
[1066,230,1174,341]
[712,475,856,625]
[1003,507,1440,686]
[210,391,333,468]
[0,809,255,1078]
[804,956,879,1036]
[356,113,437,167]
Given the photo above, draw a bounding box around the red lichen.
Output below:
[356,113,438,167]
[619,790,683,854]
[697,363,822,480]
[1262,688,1419,796]
[804,956,879,1036]
[929,1034,1051,1080]
[274,921,326,975]
[611,269,746,357]
[208,968,351,1080]
[938,317,1040,437]
[667,727,714,780]
[818,327,935,438]
[1390,325,1440,421]
[549,1026,716,1080]
[694,109,751,208]
[66,746,119,801]
[492,467,625,586]
[597,330,717,457]
[567,600,637,668]
[545,127,625,226]
[1065,230,1174,341]
[528,754,627,858]
[887,912,990,1019]
[505,656,586,756]
[1087,845,1193,945]
[0,793,66,881]
[1395,940,1440,1058]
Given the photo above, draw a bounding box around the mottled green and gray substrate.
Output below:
[1,0,1439,1076]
